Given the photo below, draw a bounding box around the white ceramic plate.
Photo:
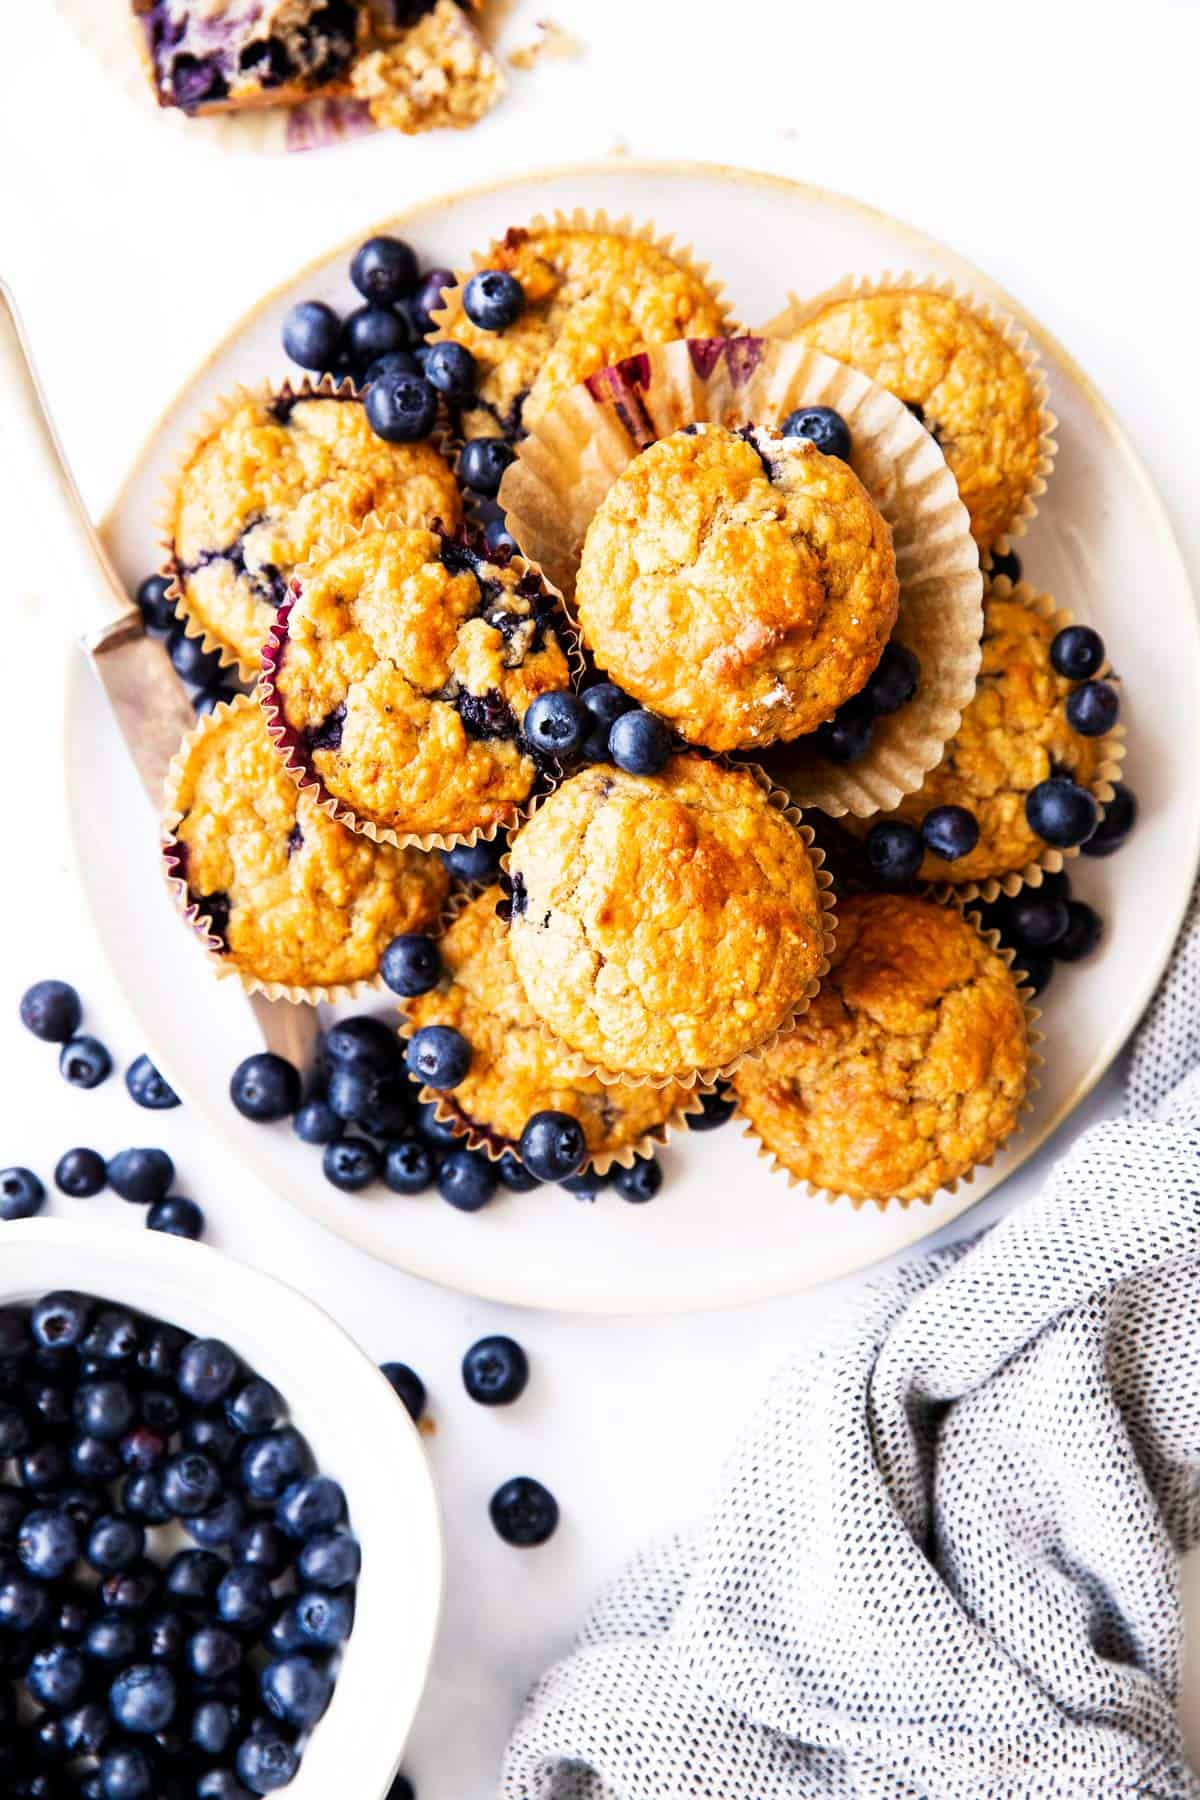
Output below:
[73,161,1199,1314]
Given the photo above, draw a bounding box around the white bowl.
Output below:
[0,1219,442,1799]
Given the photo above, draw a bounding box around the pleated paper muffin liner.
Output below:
[763,270,1058,556]
[734,907,1043,1211]
[496,757,840,1091]
[257,513,584,852]
[498,334,983,819]
[157,375,461,685]
[160,694,452,1006]
[396,890,708,1175]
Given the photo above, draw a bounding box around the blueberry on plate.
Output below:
[383,1136,436,1195]
[147,1196,205,1240]
[813,696,873,765]
[166,1547,224,1603]
[1055,899,1103,962]
[293,1096,340,1145]
[415,1098,461,1147]
[439,837,505,883]
[189,1698,237,1758]
[82,1303,141,1363]
[324,1014,403,1074]
[106,1147,174,1206]
[109,1663,177,1734]
[177,1337,239,1407]
[863,643,921,716]
[86,1515,144,1574]
[186,1493,244,1548]
[342,303,410,374]
[365,368,437,444]
[84,1616,139,1664]
[294,1587,354,1651]
[519,1110,586,1182]
[687,1087,736,1131]
[489,1475,558,1547]
[380,1362,426,1422]
[987,547,1022,585]
[1050,624,1105,681]
[230,1053,301,1122]
[260,1653,333,1729]
[462,1335,529,1406]
[98,1745,154,1800]
[298,1530,361,1590]
[920,805,979,861]
[364,349,417,389]
[59,1034,113,1090]
[125,1053,181,1111]
[523,689,586,758]
[322,1136,380,1193]
[350,235,419,304]
[161,1450,223,1516]
[136,573,177,633]
[227,1378,284,1436]
[608,708,672,776]
[560,1169,606,1199]
[194,681,241,717]
[186,1624,243,1683]
[458,435,515,497]
[437,1147,497,1211]
[238,1725,300,1794]
[121,1470,171,1525]
[495,1149,541,1192]
[0,1568,51,1631]
[198,1771,257,1800]
[406,1024,472,1090]
[409,266,456,335]
[463,269,525,331]
[1065,678,1120,737]
[27,1640,86,1709]
[863,820,924,886]
[423,340,477,401]
[276,1475,346,1541]
[1025,777,1099,848]
[612,1154,663,1204]
[216,1564,273,1632]
[32,1289,92,1349]
[167,625,225,689]
[239,1427,311,1503]
[1082,782,1137,858]
[17,1507,80,1577]
[0,1166,46,1221]
[281,299,342,373]
[781,404,852,461]
[1004,889,1070,951]
[381,932,442,998]
[581,682,635,731]
[20,977,82,1042]
[234,1520,290,1576]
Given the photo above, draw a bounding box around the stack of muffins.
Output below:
[152,213,1131,1210]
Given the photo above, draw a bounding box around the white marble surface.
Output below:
[3,3,1200,1794]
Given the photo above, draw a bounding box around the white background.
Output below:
[3,3,1200,1795]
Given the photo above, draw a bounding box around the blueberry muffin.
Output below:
[432,225,729,442]
[166,391,461,679]
[264,526,573,843]
[732,892,1031,1203]
[349,0,504,132]
[132,0,368,113]
[787,287,1045,552]
[404,891,692,1166]
[505,756,831,1082]
[163,696,448,991]
[575,423,899,752]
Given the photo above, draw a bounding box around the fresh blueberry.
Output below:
[136,573,177,632]
[119,1426,166,1473]
[0,1167,45,1221]
[406,1024,471,1090]
[489,1475,558,1547]
[19,979,82,1042]
[233,1520,290,1576]
[409,267,456,335]
[423,340,477,401]
[190,1698,238,1758]
[1025,778,1099,848]
[178,1338,239,1407]
[53,1148,107,1198]
[580,683,635,731]
[687,1088,736,1131]
[1065,679,1120,737]
[260,1652,333,1730]
[30,1293,91,1354]
[294,1588,353,1649]
[109,1663,176,1734]
[147,1196,205,1240]
[863,643,921,715]
[239,1428,311,1503]
[1050,624,1105,681]
[322,1136,380,1193]
[121,1472,171,1525]
[27,1641,86,1709]
[458,436,515,497]
[326,1064,386,1124]
[365,368,437,443]
[106,1148,174,1206]
[230,1053,301,1122]
[137,1324,188,1382]
[187,1624,243,1683]
[99,1746,154,1800]
[238,1726,300,1794]
[18,1439,68,1488]
[297,1531,361,1589]
[380,1363,426,1422]
[381,1136,435,1196]
[167,625,225,688]
[1014,951,1053,996]
[814,696,873,764]
[99,1561,161,1613]
[84,1616,139,1664]
[182,1417,236,1468]
[59,1035,113,1090]
[495,1149,541,1192]
[462,1336,528,1406]
[519,1110,586,1182]
[987,547,1022,584]
[863,820,924,885]
[343,303,410,373]
[276,1476,346,1541]
[921,805,980,861]
[161,1451,222,1517]
[281,300,342,373]
[194,681,241,717]
[1054,899,1103,962]
[71,1436,119,1484]
[439,837,506,883]
[216,1565,273,1633]
[523,690,585,760]
[0,1569,51,1631]
[185,1493,245,1549]
[350,236,419,304]
[293,1097,341,1145]
[1082,782,1137,858]
[782,404,852,461]
[124,1054,181,1111]
[1005,890,1070,951]
[226,1379,284,1437]
[560,1168,607,1199]
[380,933,442,998]
[437,1148,497,1212]
[75,1380,136,1442]
[415,1099,461,1149]
[264,1600,307,1656]
[483,513,519,557]
[82,1306,140,1364]
[463,269,525,331]
[17,1507,79,1578]
[364,349,417,389]
[612,1154,663,1204]
[61,1699,111,1755]
[608,709,672,776]
[86,1515,144,1574]
[197,1775,255,1800]
[324,1015,403,1074]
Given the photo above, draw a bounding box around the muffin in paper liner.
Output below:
[396,888,707,1175]
[732,893,1043,1211]
[843,576,1127,904]
[158,374,462,685]
[499,333,984,818]
[426,207,740,446]
[160,694,451,1005]
[257,514,585,853]
[496,755,839,1091]
[763,271,1058,556]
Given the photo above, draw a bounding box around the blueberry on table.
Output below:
[350,234,419,304]
[687,1087,736,1132]
[406,1024,472,1089]
[178,1337,239,1406]
[814,696,874,765]
[293,1096,341,1145]
[423,339,477,401]
[613,1154,663,1204]
[1065,678,1120,737]
[608,709,672,776]
[167,624,225,688]
[327,1064,380,1122]
[1054,899,1103,962]
[1025,778,1099,848]
[863,642,921,716]
[523,689,586,758]
[298,1530,361,1590]
[409,265,456,335]
[136,573,177,632]
[19,978,82,1042]
[322,1135,381,1193]
[921,804,980,861]
[109,1663,177,1734]
[1082,782,1138,858]
[383,1136,436,1195]
[238,1726,301,1794]
[462,1335,529,1406]
[59,1035,113,1090]
[519,1111,586,1182]
[54,1147,107,1197]
[439,837,505,883]
[17,1506,80,1577]
[782,404,852,461]
[106,1147,174,1206]
[1050,624,1105,681]
[365,368,437,443]
[380,1362,426,1422]
[147,1196,205,1240]
[495,1149,541,1192]
[239,1426,311,1502]
[560,1168,606,1199]
[343,302,410,373]
[281,299,342,373]
[458,435,515,497]
[463,269,525,331]
[863,819,924,886]
[125,1053,181,1111]
[489,1475,559,1547]
[260,1653,334,1729]
[230,1052,301,1122]
[0,1166,46,1220]
[437,1147,497,1211]
[1005,890,1070,951]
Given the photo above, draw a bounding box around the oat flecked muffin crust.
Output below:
[268,527,572,843]
[349,0,504,132]
[732,893,1031,1203]
[168,392,461,677]
[165,697,448,991]
[790,289,1044,552]
[506,756,830,1082]
[884,586,1111,884]
[434,226,728,442]
[405,891,691,1165]
[575,424,899,751]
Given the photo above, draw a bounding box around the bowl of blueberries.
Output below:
[0,1219,441,1800]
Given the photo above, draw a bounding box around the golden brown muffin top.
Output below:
[506,755,828,1081]
[886,588,1109,883]
[271,526,572,842]
[166,697,448,990]
[732,892,1030,1203]
[575,424,899,750]
[405,890,690,1162]
[435,227,728,440]
[168,393,461,675]
[349,0,504,133]
[790,290,1043,552]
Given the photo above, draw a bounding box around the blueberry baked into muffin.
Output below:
[505,756,832,1083]
[262,525,574,843]
[165,390,461,679]
[163,695,448,991]
[574,423,899,752]
[403,890,694,1166]
[732,892,1032,1203]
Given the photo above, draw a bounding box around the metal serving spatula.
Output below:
[0,280,318,1071]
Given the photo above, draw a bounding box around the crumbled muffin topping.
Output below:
[350,0,504,132]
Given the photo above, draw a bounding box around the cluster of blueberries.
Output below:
[0,1294,362,1799]
[975,868,1107,999]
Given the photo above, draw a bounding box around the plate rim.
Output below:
[75,157,1200,1315]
